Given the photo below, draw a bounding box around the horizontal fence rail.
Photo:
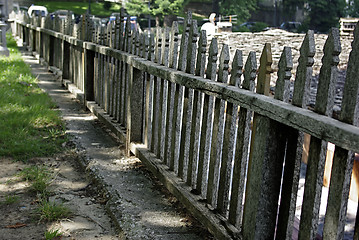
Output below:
[9,9,359,240]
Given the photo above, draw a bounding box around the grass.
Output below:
[0,33,66,161]
[0,194,20,205]
[36,200,71,222]
[44,229,63,240]
[18,166,53,196]
[35,1,122,17]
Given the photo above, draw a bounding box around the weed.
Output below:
[0,194,19,205]
[35,200,71,222]
[44,228,63,240]
[18,166,53,197]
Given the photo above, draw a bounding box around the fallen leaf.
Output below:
[5,223,27,228]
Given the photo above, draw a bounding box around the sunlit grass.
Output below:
[0,34,66,161]
[35,1,122,17]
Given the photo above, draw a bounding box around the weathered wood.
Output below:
[292,30,315,108]
[164,22,179,167]
[196,38,217,197]
[143,33,151,148]
[299,28,341,240]
[274,47,293,103]
[323,24,359,239]
[217,47,240,215]
[169,13,191,173]
[228,52,256,228]
[146,34,155,148]
[151,27,163,155]
[243,43,285,240]
[276,32,315,240]
[159,28,170,161]
[179,20,198,180]
[187,29,207,188]
[206,44,229,209]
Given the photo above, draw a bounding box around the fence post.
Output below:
[126,66,144,155]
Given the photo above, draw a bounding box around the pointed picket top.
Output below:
[341,23,359,125]
[143,32,150,60]
[114,15,121,49]
[205,38,218,81]
[169,21,179,69]
[140,33,145,58]
[155,26,162,63]
[134,30,140,55]
[186,19,198,74]
[218,44,230,83]
[161,27,170,67]
[124,15,132,52]
[292,30,315,108]
[178,11,192,71]
[274,47,293,102]
[315,27,341,116]
[100,26,105,46]
[119,8,125,51]
[256,43,272,95]
[229,49,243,88]
[242,51,257,91]
[148,32,155,62]
[195,30,207,77]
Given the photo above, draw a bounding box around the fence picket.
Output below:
[207,44,229,209]
[164,22,179,166]
[169,12,191,172]
[243,43,285,240]
[159,28,170,161]
[218,48,242,216]
[228,51,256,227]
[196,38,217,197]
[299,27,341,240]
[323,24,359,239]
[179,20,198,180]
[187,29,207,188]
[276,30,315,240]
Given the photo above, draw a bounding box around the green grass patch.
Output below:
[35,200,71,222]
[0,194,20,205]
[45,229,63,240]
[0,34,66,161]
[18,166,53,197]
[35,1,122,17]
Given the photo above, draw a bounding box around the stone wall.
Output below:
[210,29,354,85]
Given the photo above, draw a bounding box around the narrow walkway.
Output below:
[22,50,207,240]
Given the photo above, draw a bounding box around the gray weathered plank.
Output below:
[243,43,286,240]
[179,20,198,180]
[164,22,179,166]
[298,27,341,240]
[217,47,241,216]
[187,29,207,188]
[323,23,359,240]
[206,44,229,209]
[276,31,315,240]
[228,51,256,227]
[196,38,217,198]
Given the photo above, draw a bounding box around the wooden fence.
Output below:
[9,9,359,240]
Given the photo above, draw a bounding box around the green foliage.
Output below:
[282,0,306,20]
[35,1,122,16]
[35,200,71,222]
[346,0,359,17]
[251,22,268,32]
[219,0,257,23]
[307,0,346,32]
[0,34,66,161]
[103,1,112,11]
[126,0,189,19]
[45,229,63,240]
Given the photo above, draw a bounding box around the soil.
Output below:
[0,150,119,240]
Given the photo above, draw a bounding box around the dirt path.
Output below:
[0,152,119,240]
